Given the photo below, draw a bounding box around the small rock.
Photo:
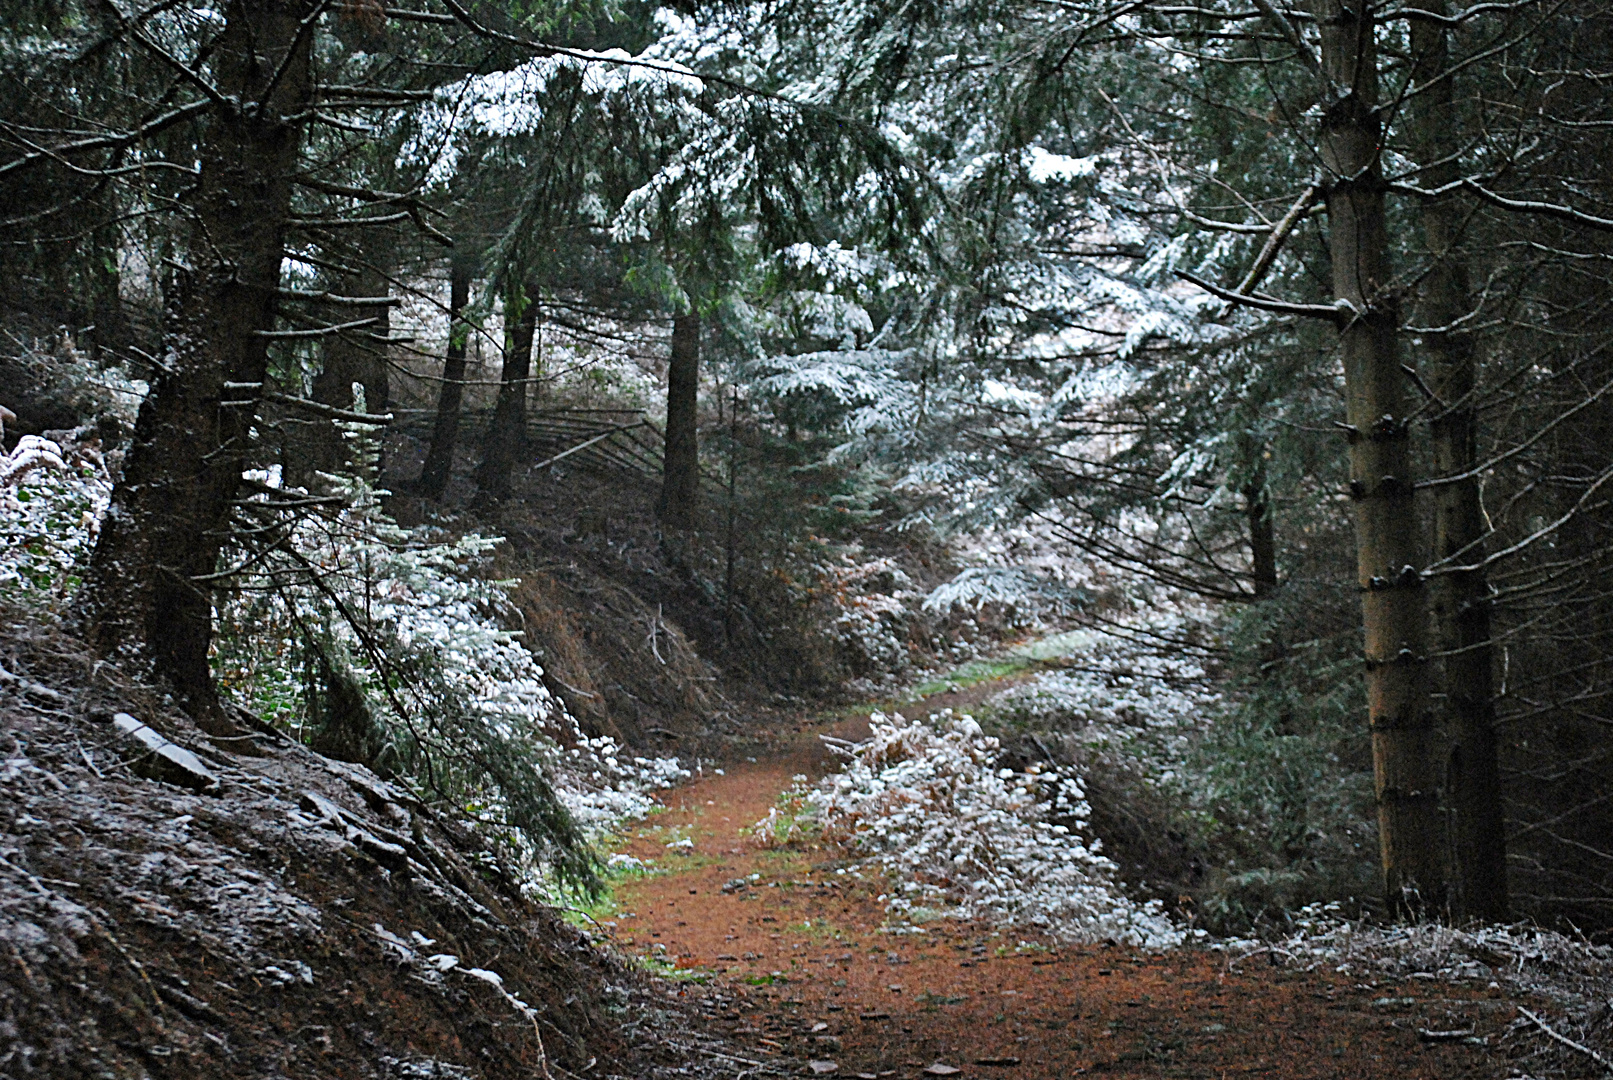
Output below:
[808,1062,838,1075]
[923,1066,961,1077]
[974,1056,1020,1066]
[112,713,220,794]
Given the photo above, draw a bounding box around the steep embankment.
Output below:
[0,614,747,1080]
[596,694,1509,1080]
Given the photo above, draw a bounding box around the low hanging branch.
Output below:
[251,316,381,340]
[1176,270,1347,323]
[265,390,393,424]
[1518,1007,1613,1076]
[275,287,402,307]
[1235,182,1320,295]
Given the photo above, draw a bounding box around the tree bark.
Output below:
[417,255,472,500]
[475,283,538,501]
[1244,467,1278,598]
[1408,4,1508,922]
[659,311,700,529]
[1312,0,1447,914]
[1239,436,1278,598]
[78,0,314,723]
[300,265,391,482]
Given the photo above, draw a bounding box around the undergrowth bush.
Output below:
[213,417,689,893]
[0,405,683,898]
[0,436,109,614]
[1181,590,1378,931]
[808,708,1186,946]
[969,596,1379,934]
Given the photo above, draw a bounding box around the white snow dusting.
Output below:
[811,709,1185,947]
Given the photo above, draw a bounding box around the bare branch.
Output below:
[1388,1,1545,26]
[1518,1008,1613,1075]
[1235,182,1319,294]
[1251,0,1323,81]
[251,316,382,339]
[1177,270,1346,322]
[382,6,456,23]
[0,100,211,181]
[265,391,393,425]
[275,287,401,307]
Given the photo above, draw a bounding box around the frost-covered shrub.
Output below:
[0,434,112,613]
[0,336,144,611]
[0,331,148,435]
[984,633,1219,784]
[975,608,1378,932]
[1225,902,1613,1021]
[751,774,816,848]
[810,709,1184,947]
[208,421,689,892]
[923,566,1086,625]
[0,391,679,895]
[816,550,923,674]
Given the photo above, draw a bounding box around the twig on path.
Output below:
[1519,1007,1613,1075]
[1416,1026,1476,1042]
[661,1037,769,1070]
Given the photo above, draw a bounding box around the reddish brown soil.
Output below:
[603,705,1515,1079]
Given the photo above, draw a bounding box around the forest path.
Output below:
[601,683,1506,1079]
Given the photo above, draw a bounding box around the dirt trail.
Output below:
[603,696,1507,1079]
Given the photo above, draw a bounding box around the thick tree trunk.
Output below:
[1312,0,1446,914]
[417,256,473,500]
[1409,5,1509,922]
[659,311,700,529]
[78,0,313,723]
[475,284,538,501]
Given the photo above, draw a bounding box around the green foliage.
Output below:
[212,424,603,895]
[1179,592,1380,931]
[0,460,103,613]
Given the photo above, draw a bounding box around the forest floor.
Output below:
[600,681,1516,1080]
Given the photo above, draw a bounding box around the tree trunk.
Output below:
[659,311,700,529]
[1244,473,1278,598]
[418,256,472,500]
[475,283,538,501]
[301,265,392,482]
[1409,4,1509,922]
[1240,441,1278,597]
[88,214,128,369]
[77,0,314,723]
[1312,0,1446,914]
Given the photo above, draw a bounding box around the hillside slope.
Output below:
[0,611,754,1080]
